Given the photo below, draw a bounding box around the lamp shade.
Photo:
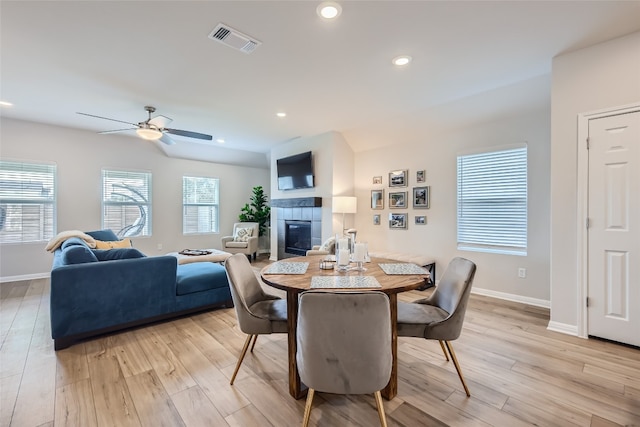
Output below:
[332,196,357,214]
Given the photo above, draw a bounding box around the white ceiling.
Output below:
[2,1,640,169]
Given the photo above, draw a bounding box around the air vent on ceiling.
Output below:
[208,23,261,54]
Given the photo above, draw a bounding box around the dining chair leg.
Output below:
[230,334,253,385]
[444,341,470,397]
[250,334,259,352]
[374,390,388,427]
[438,340,450,361]
[302,388,315,427]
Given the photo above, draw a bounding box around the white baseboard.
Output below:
[1,272,50,283]
[471,287,550,309]
[546,321,579,337]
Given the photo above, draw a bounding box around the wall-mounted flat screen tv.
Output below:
[277,151,314,190]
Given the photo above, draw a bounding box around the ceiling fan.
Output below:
[77,105,213,145]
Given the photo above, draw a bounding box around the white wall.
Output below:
[0,117,269,280]
[550,31,640,328]
[269,131,355,257]
[354,108,551,304]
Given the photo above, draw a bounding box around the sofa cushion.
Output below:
[61,237,90,250]
[62,245,99,264]
[175,262,229,296]
[93,248,146,261]
[225,241,249,248]
[85,229,119,242]
[95,238,132,249]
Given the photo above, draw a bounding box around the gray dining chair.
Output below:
[397,257,477,396]
[296,291,392,427]
[224,253,288,385]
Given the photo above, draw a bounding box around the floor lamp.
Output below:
[332,196,357,235]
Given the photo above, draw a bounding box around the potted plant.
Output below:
[238,186,271,237]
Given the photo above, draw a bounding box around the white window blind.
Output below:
[0,160,56,243]
[102,169,151,238]
[457,146,527,255]
[183,176,219,234]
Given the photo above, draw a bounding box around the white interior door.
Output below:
[587,110,640,347]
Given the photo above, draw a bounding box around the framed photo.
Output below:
[372,175,383,185]
[413,186,430,208]
[416,170,426,183]
[389,213,407,229]
[371,189,384,209]
[389,191,407,209]
[415,215,426,225]
[389,169,408,187]
[373,214,381,225]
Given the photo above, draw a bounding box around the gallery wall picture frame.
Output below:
[372,176,383,185]
[416,170,426,183]
[389,213,407,229]
[389,191,407,209]
[373,214,381,225]
[389,169,408,187]
[415,215,426,225]
[413,186,430,208]
[371,189,384,209]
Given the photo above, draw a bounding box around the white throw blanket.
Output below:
[45,230,97,252]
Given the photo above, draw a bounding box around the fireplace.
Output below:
[284,220,312,256]
[273,197,323,259]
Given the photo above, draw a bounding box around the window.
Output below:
[102,169,151,238]
[0,160,56,243]
[457,145,527,255]
[183,176,219,234]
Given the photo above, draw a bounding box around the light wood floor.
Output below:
[1,255,639,426]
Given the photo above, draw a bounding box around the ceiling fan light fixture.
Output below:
[136,127,162,140]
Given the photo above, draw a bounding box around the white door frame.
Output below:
[576,102,640,339]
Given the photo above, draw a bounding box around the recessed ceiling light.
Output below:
[276,112,287,118]
[392,55,412,66]
[0,101,14,107]
[317,2,342,19]
[216,138,225,144]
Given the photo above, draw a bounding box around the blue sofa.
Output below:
[50,230,232,350]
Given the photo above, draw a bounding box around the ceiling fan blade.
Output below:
[77,112,138,127]
[165,128,213,140]
[98,128,136,134]
[149,115,172,128]
[159,133,176,145]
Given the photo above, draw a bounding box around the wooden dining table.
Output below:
[260,255,429,400]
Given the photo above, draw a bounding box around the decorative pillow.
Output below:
[62,245,99,264]
[93,248,146,261]
[95,238,132,249]
[233,227,254,242]
[45,230,96,252]
[319,236,336,253]
[85,229,119,242]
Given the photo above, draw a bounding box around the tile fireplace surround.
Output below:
[272,197,322,259]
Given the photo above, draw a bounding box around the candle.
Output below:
[338,238,349,252]
[338,248,350,266]
[354,243,366,262]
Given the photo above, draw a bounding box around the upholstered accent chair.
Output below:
[397,257,477,396]
[221,222,260,261]
[224,253,288,385]
[296,291,392,427]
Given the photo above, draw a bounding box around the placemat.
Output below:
[310,276,381,289]
[379,263,430,275]
[262,262,309,275]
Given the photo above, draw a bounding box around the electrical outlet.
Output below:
[518,268,526,278]
[157,243,163,250]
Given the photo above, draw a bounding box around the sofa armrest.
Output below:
[247,235,259,254]
[50,256,178,339]
[221,236,234,247]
